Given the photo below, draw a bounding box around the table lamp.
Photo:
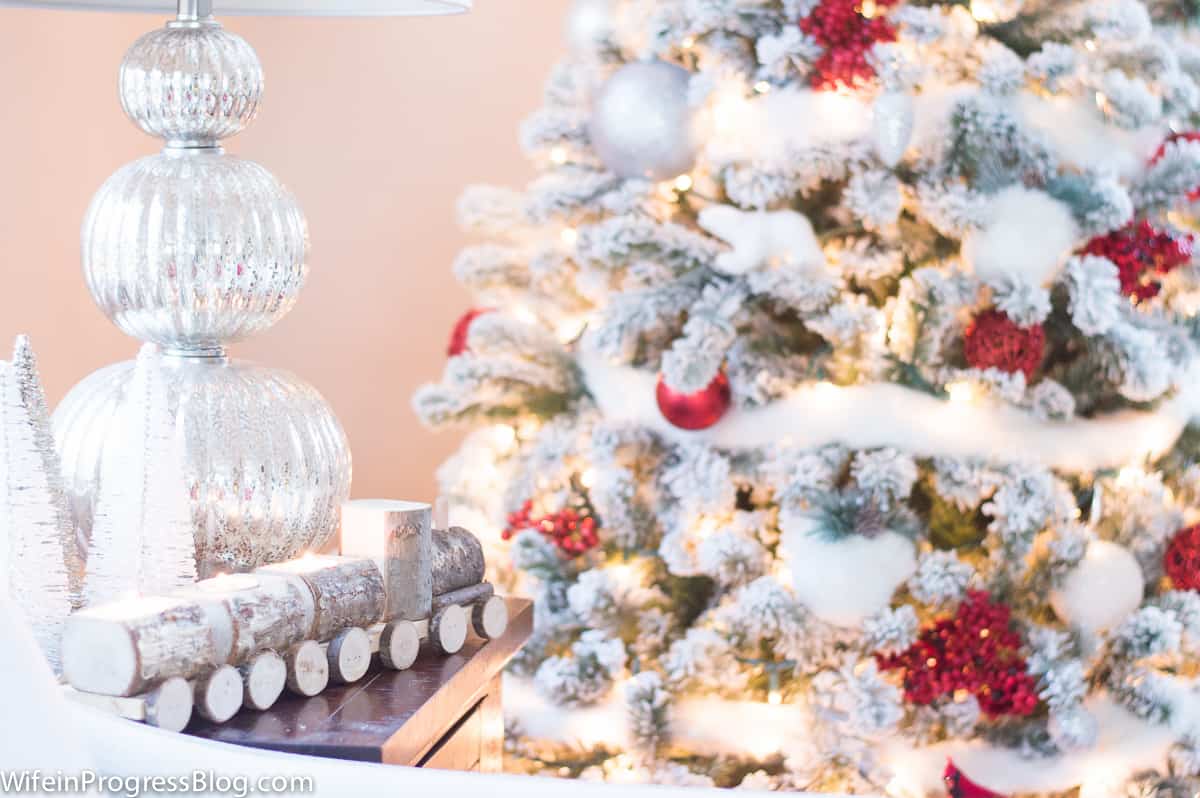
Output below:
[2,0,471,593]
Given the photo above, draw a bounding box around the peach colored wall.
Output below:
[0,1,571,502]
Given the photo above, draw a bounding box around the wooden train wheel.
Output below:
[328,627,372,684]
[380,620,420,671]
[472,596,508,639]
[285,640,329,697]
[432,604,468,655]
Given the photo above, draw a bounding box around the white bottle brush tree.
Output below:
[0,336,83,672]
[418,0,1200,795]
[87,344,197,606]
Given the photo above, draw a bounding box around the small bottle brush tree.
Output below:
[417,0,1200,794]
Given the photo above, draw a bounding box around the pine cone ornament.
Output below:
[872,90,915,167]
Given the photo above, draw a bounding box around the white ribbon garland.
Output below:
[580,353,1200,472]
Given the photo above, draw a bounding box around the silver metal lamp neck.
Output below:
[175,0,215,23]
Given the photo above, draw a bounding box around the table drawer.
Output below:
[420,701,483,772]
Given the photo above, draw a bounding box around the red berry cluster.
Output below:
[1165,524,1200,592]
[1153,131,1200,202]
[944,761,1005,798]
[1081,222,1194,303]
[502,500,600,557]
[962,309,1046,382]
[799,0,899,91]
[877,591,1039,718]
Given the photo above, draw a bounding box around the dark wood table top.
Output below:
[186,597,533,765]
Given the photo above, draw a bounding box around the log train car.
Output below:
[61,501,507,732]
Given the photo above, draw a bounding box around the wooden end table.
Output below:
[186,597,532,772]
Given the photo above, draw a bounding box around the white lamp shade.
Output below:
[0,0,469,15]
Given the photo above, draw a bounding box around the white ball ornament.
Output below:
[1050,540,1145,633]
[778,509,917,628]
[962,185,1079,287]
[565,0,614,54]
[590,60,697,181]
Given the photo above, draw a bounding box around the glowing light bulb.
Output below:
[946,381,976,403]
[767,690,782,705]
[673,174,694,192]
[1084,39,1096,51]
[1118,465,1145,486]
[513,304,538,325]
[695,517,720,539]
[773,563,793,586]
[753,80,772,94]
[885,777,922,798]
[549,146,568,166]
[1095,92,1108,111]
[811,381,838,401]
[969,0,997,22]
[556,315,587,343]
[560,227,579,247]
[492,424,517,451]
[580,468,597,489]
[681,36,696,49]
[860,0,877,18]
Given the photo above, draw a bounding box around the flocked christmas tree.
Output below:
[417,0,1200,795]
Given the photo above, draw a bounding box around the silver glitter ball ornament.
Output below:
[120,22,264,147]
[590,60,697,181]
[871,90,915,168]
[564,0,614,54]
[53,354,351,576]
[82,149,308,355]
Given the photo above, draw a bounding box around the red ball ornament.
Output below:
[944,760,1006,798]
[656,371,732,431]
[963,309,1045,382]
[1153,131,1200,202]
[447,308,493,357]
[1165,524,1200,592]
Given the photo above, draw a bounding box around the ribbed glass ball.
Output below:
[120,22,264,145]
[53,355,352,576]
[82,150,309,353]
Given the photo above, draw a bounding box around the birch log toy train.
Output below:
[60,500,509,732]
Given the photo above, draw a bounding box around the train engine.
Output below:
[61,500,507,732]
